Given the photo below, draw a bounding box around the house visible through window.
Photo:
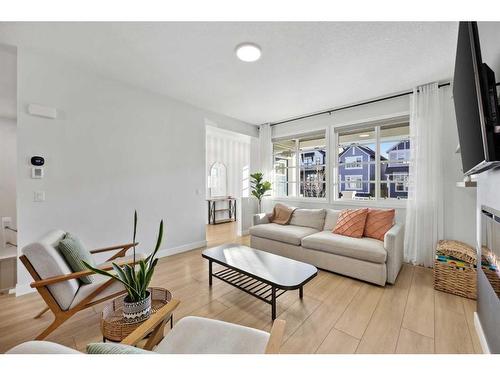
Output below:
[336,122,409,201]
[273,132,327,198]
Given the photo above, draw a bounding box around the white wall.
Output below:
[265,87,476,245]
[14,48,257,293]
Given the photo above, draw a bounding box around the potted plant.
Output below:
[250,172,272,213]
[83,211,163,324]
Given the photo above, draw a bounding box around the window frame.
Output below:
[333,119,410,203]
[272,130,329,201]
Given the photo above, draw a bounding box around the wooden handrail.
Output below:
[29,259,137,288]
[121,300,180,347]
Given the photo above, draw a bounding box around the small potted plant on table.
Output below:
[84,211,163,324]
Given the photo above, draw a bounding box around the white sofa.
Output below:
[249,208,404,286]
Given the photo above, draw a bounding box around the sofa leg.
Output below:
[299,286,303,299]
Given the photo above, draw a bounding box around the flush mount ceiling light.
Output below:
[235,43,262,62]
[359,134,370,138]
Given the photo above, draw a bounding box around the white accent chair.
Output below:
[7,300,287,354]
[19,230,141,340]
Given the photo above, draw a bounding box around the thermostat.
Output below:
[32,166,44,179]
[31,156,45,166]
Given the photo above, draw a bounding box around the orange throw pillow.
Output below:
[332,209,369,238]
[363,209,395,241]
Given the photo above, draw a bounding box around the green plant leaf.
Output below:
[145,220,163,266]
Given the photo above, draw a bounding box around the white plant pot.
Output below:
[122,291,152,324]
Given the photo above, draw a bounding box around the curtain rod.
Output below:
[268,82,451,127]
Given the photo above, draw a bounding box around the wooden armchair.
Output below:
[19,229,140,340]
[7,299,287,354]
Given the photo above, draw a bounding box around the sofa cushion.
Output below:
[302,231,387,264]
[323,209,342,231]
[332,208,368,238]
[270,203,296,225]
[364,209,395,241]
[249,223,318,246]
[289,208,326,231]
[22,230,80,311]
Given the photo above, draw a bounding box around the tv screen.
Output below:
[453,22,500,175]
[453,22,488,175]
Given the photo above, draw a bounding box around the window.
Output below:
[273,132,327,199]
[345,175,363,190]
[393,173,409,192]
[345,156,363,169]
[335,122,409,201]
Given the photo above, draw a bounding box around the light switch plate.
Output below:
[34,191,45,202]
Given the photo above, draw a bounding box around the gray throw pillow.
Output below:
[87,343,156,354]
[58,233,95,284]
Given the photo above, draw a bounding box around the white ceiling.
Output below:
[0,22,461,124]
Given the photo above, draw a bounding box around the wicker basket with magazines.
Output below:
[434,240,477,300]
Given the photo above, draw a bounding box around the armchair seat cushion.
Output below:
[301,231,387,264]
[249,223,318,246]
[154,316,270,354]
[22,230,80,311]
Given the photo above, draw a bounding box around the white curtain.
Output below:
[259,123,273,181]
[404,82,444,267]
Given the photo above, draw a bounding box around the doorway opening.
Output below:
[205,124,252,246]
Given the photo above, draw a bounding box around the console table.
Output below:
[207,197,237,225]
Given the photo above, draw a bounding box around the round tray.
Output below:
[101,287,172,342]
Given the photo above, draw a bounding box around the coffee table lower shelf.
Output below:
[209,264,304,320]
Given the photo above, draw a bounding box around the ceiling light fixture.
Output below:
[235,43,262,62]
[359,134,370,138]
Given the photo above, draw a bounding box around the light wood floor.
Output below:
[0,222,483,354]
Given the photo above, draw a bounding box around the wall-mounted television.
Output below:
[453,21,500,176]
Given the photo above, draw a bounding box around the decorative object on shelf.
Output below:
[84,211,163,324]
[250,172,271,213]
[207,197,237,225]
[434,240,477,299]
[101,287,173,342]
[208,161,227,198]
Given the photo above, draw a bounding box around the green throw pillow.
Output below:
[58,233,95,284]
[87,343,156,354]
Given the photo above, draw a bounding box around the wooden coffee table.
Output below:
[202,244,318,320]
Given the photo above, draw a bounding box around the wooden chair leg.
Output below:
[34,306,50,319]
[35,316,68,340]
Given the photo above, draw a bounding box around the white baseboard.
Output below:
[155,240,207,258]
[15,282,35,297]
[237,229,249,236]
[474,312,490,354]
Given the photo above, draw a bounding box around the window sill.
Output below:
[271,196,328,204]
[333,199,407,209]
[270,196,407,209]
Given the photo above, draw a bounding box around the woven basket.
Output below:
[434,240,477,300]
[101,287,172,342]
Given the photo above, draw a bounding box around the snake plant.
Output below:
[83,211,163,302]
